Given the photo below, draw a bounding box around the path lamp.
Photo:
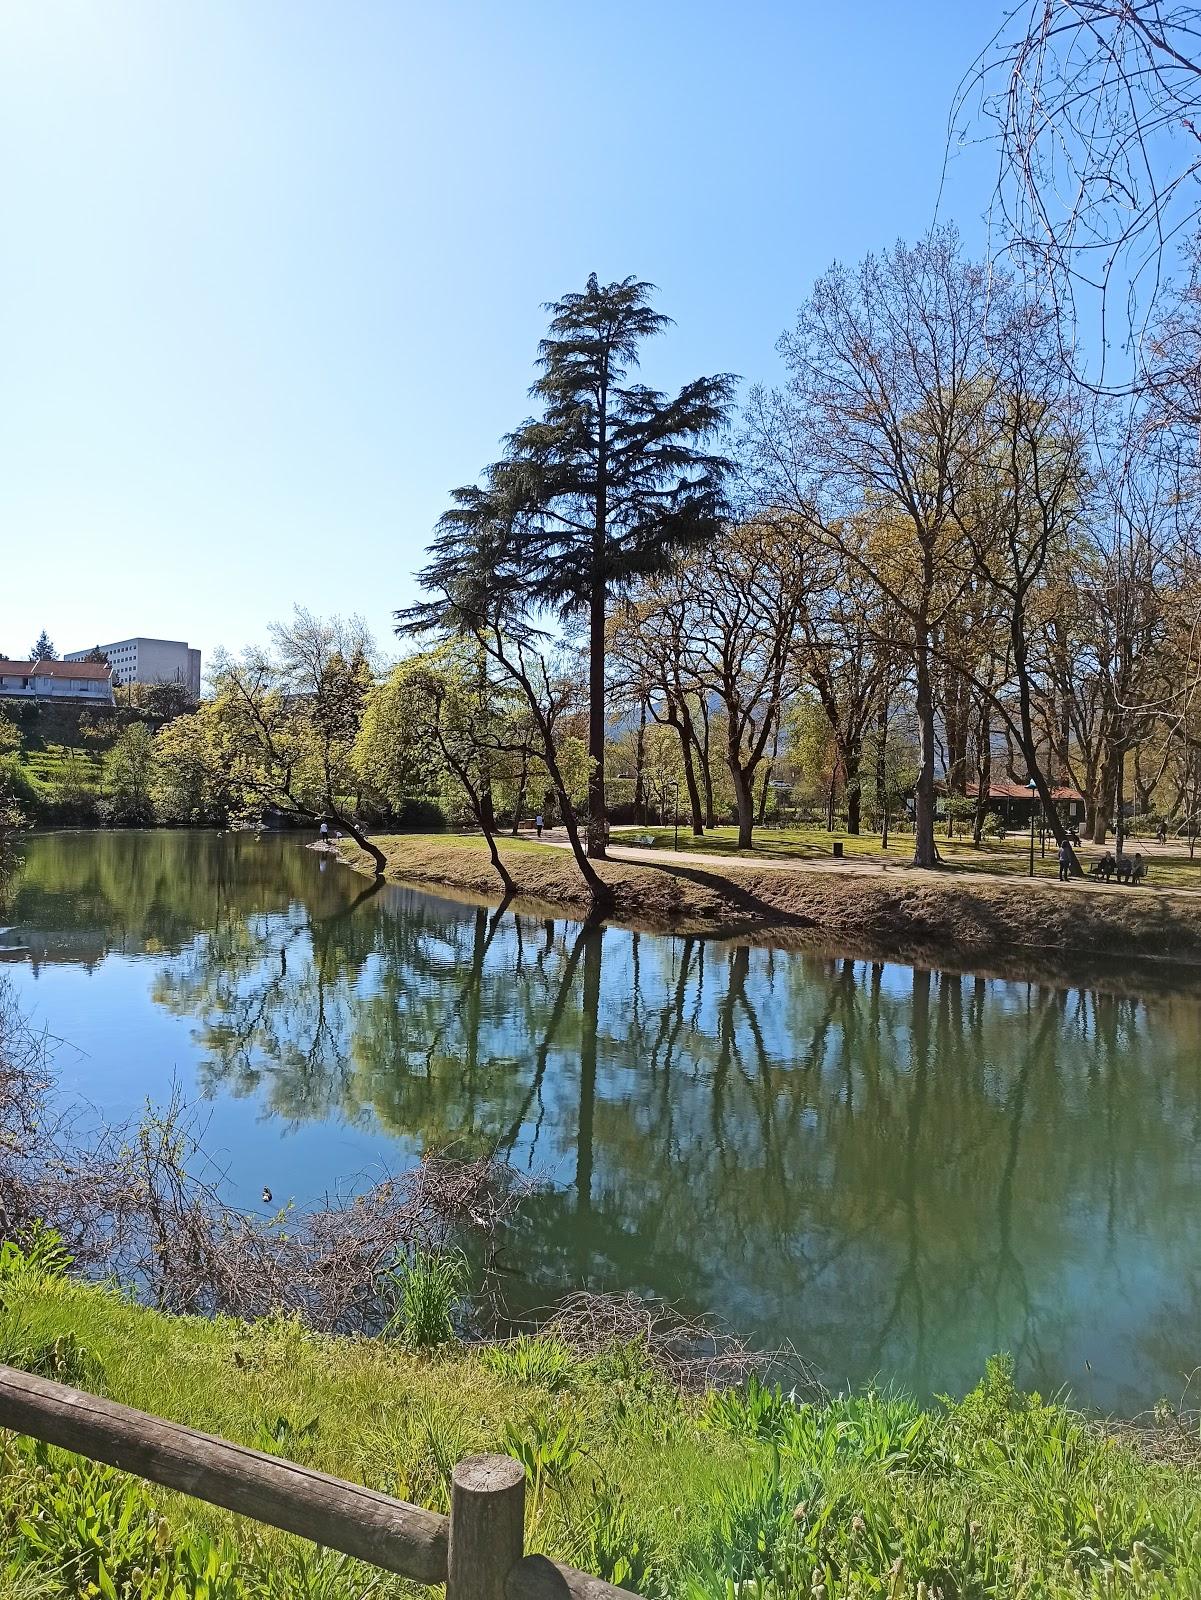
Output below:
[1027,777,1038,877]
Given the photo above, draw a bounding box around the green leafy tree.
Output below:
[56,749,98,818]
[30,630,56,661]
[209,610,385,874]
[104,723,157,823]
[407,273,735,859]
[369,646,539,893]
[151,710,230,823]
[354,668,443,814]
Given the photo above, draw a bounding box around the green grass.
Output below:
[627,824,1201,890]
[18,746,104,791]
[2,1260,1201,1597]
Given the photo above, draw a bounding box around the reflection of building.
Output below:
[0,658,114,704]
[0,924,110,972]
[65,638,201,700]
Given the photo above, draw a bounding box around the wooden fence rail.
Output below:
[0,1364,637,1600]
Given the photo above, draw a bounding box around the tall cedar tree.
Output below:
[406,275,735,858]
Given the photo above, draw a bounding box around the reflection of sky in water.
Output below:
[5,828,1201,1412]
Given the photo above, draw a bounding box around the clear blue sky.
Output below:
[0,1,995,667]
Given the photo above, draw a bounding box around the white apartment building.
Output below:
[65,637,201,699]
[0,659,114,704]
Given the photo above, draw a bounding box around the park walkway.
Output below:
[530,828,1201,900]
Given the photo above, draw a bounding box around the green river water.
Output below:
[2,828,1199,1412]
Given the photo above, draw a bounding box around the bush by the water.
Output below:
[1,1238,1200,1599]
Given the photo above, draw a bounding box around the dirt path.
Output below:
[531,829,1201,900]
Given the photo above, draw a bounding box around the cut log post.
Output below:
[447,1454,526,1600]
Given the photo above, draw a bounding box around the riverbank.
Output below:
[6,1264,1201,1598]
[336,833,1201,976]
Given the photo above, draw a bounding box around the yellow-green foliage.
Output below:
[1,1274,1200,1598]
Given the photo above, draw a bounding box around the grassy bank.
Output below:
[337,835,1201,975]
[3,1260,1201,1598]
[632,825,1201,890]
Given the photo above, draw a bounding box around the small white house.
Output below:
[0,658,115,704]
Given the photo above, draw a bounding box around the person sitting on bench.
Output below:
[1115,852,1132,884]
[1130,852,1148,885]
[1090,851,1116,881]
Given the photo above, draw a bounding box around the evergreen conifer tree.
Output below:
[409,275,734,857]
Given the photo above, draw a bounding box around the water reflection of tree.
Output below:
[90,831,1201,1404]
[6,831,352,967]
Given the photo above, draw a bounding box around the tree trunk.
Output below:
[1092,746,1116,844]
[942,665,970,795]
[912,640,938,867]
[698,701,717,828]
[845,753,862,835]
[731,767,755,849]
[587,393,608,860]
[481,823,515,895]
[669,702,705,835]
[509,761,528,837]
[972,711,991,845]
[1133,744,1152,817]
[875,692,890,840]
[483,629,610,907]
[756,716,780,826]
[1010,602,1078,869]
[587,577,607,859]
[1114,745,1127,856]
[331,813,386,879]
[475,650,496,833]
[633,701,647,824]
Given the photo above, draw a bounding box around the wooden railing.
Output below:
[0,1364,637,1600]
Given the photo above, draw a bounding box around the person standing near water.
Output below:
[319,821,329,846]
[1057,839,1072,882]
[535,812,544,838]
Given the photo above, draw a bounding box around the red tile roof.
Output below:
[966,779,1084,802]
[0,659,112,680]
[34,659,112,680]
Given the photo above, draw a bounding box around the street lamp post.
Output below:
[1027,777,1038,877]
[670,780,680,849]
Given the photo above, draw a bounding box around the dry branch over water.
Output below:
[0,979,529,1332]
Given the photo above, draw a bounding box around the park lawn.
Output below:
[628,824,1201,889]
[3,1270,1201,1598]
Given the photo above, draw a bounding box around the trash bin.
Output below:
[832,841,844,858]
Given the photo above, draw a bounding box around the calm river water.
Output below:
[3,829,1200,1411]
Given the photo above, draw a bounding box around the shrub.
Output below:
[395,796,446,832]
[379,1248,467,1347]
[482,1334,578,1392]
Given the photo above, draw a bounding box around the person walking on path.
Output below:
[1057,839,1072,882]
[535,812,544,839]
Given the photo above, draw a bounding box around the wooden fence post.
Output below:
[447,1454,526,1600]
